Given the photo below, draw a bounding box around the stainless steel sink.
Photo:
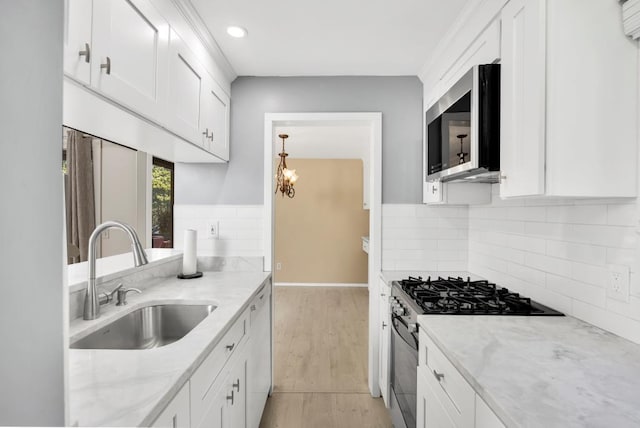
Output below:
[71,304,216,350]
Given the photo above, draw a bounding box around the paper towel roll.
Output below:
[182,229,197,275]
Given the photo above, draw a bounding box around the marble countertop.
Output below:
[417,315,640,428]
[68,270,271,427]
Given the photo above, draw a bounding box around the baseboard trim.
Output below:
[274,282,368,288]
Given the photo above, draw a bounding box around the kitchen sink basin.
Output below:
[71,304,216,350]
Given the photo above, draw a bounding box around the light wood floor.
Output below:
[259,287,392,428]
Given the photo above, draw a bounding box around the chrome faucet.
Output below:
[83,221,149,320]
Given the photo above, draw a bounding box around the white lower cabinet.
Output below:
[417,330,504,428]
[152,281,272,428]
[151,381,191,428]
[378,277,390,406]
[247,283,272,428]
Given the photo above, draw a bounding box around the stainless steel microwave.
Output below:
[425,64,500,182]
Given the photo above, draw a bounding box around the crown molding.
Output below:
[171,0,238,83]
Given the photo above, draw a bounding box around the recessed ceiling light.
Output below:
[227,26,248,38]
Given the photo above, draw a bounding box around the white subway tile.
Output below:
[235,206,265,218]
[437,240,467,251]
[506,262,546,288]
[507,235,546,254]
[546,205,608,225]
[546,240,606,265]
[605,296,640,322]
[567,225,637,249]
[571,262,608,288]
[395,260,438,271]
[507,206,546,222]
[524,253,572,278]
[605,248,637,269]
[523,221,567,240]
[607,203,637,226]
[546,273,606,307]
[437,260,468,271]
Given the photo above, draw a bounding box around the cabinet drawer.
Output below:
[419,330,475,427]
[191,308,248,426]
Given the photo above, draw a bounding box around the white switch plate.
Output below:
[276,262,282,271]
[207,221,219,239]
[607,264,630,303]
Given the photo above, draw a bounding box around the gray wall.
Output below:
[176,76,423,204]
[0,1,65,424]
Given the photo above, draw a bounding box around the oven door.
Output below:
[390,313,419,428]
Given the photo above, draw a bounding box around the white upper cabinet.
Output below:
[92,0,169,122]
[499,0,546,198]
[500,0,638,198]
[63,0,92,85]
[203,77,230,161]
[166,28,206,146]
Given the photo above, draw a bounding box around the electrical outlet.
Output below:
[607,264,630,303]
[276,262,282,271]
[207,221,219,239]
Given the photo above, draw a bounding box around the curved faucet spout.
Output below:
[84,221,149,320]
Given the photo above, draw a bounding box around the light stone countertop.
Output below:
[417,315,640,428]
[68,270,271,427]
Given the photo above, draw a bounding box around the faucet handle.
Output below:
[98,283,123,305]
[116,287,142,306]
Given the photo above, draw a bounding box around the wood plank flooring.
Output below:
[259,286,392,428]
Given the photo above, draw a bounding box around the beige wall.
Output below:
[275,159,369,283]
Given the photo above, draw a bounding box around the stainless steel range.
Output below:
[388,276,563,428]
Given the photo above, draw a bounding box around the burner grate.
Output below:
[398,276,561,316]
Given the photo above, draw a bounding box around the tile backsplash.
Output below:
[382,204,469,271]
[469,184,640,343]
[174,205,264,257]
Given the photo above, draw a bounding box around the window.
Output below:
[152,157,174,248]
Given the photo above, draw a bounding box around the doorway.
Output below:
[263,113,383,398]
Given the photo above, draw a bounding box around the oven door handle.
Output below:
[391,314,419,351]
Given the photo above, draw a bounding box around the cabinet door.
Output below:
[247,287,272,428]
[151,381,191,428]
[63,0,92,84]
[378,278,390,406]
[91,0,168,121]
[202,77,230,160]
[198,380,228,428]
[416,367,456,428]
[166,29,206,146]
[227,354,247,428]
[499,0,546,198]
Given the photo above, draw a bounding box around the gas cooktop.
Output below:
[394,276,563,316]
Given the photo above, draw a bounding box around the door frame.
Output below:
[263,112,383,397]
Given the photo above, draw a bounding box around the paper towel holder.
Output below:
[177,271,203,279]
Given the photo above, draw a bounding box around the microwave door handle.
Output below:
[391,314,419,351]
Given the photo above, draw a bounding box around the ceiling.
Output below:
[189,0,471,76]
[274,125,370,159]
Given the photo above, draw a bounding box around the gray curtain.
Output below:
[66,130,96,263]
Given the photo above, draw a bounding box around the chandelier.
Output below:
[275,133,299,198]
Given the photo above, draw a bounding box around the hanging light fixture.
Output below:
[275,133,299,198]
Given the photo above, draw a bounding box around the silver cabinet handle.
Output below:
[100,56,111,75]
[499,174,507,183]
[208,130,214,141]
[380,293,386,297]
[226,390,234,405]
[226,343,235,351]
[233,378,240,392]
[432,185,437,194]
[78,43,90,63]
[171,414,177,428]
[250,304,257,312]
[433,370,444,382]
[382,322,387,329]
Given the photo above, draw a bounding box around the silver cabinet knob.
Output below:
[100,56,111,75]
[78,43,90,63]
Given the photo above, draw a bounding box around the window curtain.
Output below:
[65,130,96,263]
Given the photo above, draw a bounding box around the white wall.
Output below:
[0,1,66,424]
[174,205,263,257]
[382,204,469,271]
[469,185,640,343]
